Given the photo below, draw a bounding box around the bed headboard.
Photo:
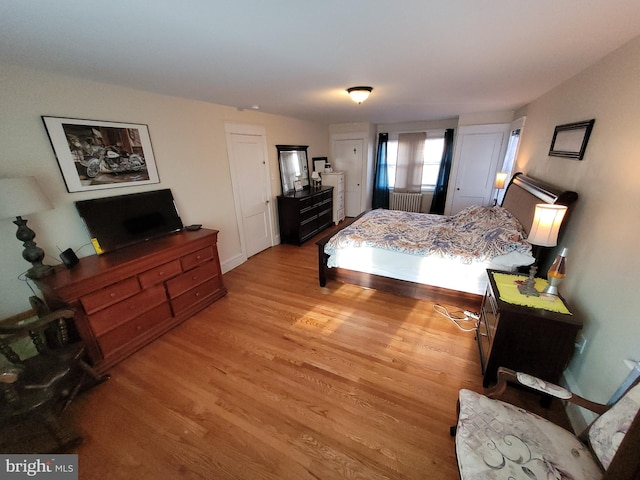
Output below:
[501,172,578,235]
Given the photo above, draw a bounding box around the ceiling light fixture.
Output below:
[347,86,373,104]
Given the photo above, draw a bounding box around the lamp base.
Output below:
[541,284,559,296]
[13,216,54,280]
[26,263,54,280]
[541,276,563,296]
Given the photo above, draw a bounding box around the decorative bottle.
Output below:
[543,247,567,295]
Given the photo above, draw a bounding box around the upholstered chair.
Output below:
[452,367,640,480]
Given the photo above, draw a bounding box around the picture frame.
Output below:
[548,119,595,160]
[313,157,328,172]
[293,180,303,191]
[42,116,160,192]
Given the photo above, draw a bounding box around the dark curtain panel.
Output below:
[429,128,454,215]
[372,133,389,209]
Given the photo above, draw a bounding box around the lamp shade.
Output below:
[494,172,509,189]
[527,204,567,247]
[347,86,373,104]
[0,177,53,219]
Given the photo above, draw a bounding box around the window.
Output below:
[387,131,445,191]
[495,128,521,205]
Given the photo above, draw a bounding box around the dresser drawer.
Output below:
[477,314,491,371]
[298,196,316,211]
[165,261,218,299]
[96,302,173,356]
[138,259,182,288]
[299,217,318,242]
[335,191,344,208]
[316,190,332,204]
[483,287,498,341]
[170,277,222,314]
[87,285,168,336]
[181,246,214,271]
[81,276,141,315]
[300,205,318,224]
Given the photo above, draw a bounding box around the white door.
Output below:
[333,138,363,217]
[446,124,509,215]
[225,124,274,258]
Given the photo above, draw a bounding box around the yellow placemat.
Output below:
[492,272,572,314]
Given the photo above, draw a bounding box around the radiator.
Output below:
[389,192,423,212]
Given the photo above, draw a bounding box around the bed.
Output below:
[316,173,578,308]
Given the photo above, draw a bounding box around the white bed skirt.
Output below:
[326,246,534,295]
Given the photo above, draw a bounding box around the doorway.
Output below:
[332,137,364,217]
[224,123,274,259]
[445,124,510,215]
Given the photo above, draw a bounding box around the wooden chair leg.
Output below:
[78,359,110,383]
[41,410,83,452]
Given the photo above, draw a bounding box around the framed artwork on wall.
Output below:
[548,119,595,160]
[42,116,160,192]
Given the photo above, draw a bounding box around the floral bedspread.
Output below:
[324,206,531,264]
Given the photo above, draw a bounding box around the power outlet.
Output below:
[575,334,588,354]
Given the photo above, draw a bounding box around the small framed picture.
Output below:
[294,180,303,191]
[549,119,595,160]
[42,116,160,192]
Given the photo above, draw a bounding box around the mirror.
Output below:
[277,145,309,194]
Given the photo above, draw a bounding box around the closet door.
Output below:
[333,138,364,217]
[445,124,509,215]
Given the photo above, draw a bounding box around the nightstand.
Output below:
[477,269,582,388]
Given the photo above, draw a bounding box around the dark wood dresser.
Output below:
[477,269,582,387]
[277,186,333,245]
[35,229,226,374]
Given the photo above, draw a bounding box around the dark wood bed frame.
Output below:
[316,172,578,310]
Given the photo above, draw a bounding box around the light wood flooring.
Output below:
[68,228,571,479]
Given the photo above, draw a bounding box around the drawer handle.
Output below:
[195,292,200,297]
[196,255,201,260]
[158,271,164,276]
[136,325,142,331]
[192,275,198,280]
[110,293,116,298]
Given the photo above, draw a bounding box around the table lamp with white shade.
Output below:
[518,203,568,296]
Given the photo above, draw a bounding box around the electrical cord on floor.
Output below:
[433,304,479,332]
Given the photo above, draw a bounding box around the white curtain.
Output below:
[394,132,426,193]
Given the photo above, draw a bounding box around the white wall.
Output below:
[514,35,640,406]
[0,63,328,318]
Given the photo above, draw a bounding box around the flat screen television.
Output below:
[75,189,184,254]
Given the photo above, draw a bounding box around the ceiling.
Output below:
[2,1,640,125]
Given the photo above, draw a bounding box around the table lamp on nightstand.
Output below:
[493,171,509,206]
[518,203,568,296]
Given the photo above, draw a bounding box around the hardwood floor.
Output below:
[69,228,571,479]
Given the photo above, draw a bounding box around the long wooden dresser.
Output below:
[35,229,226,374]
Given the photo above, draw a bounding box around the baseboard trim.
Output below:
[221,253,245,274]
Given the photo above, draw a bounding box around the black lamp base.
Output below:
[26,263,54,280]
[13,216,54,280]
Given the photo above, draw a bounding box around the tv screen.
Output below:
[75,189,184,254]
